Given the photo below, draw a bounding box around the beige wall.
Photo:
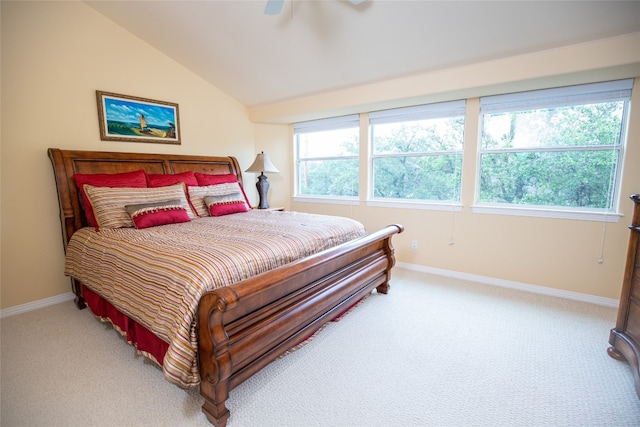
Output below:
[1,1,638,310]
[257,36,640,301]
[0,1,259,308]
[251,124,291,210]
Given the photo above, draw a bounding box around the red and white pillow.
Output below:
[75,170,251,230]
[146,171,199,214]
[195,173,252,208]
[83,183,196,229]
[125,199,191,229]
[188,182,250,217]
[73,170,147,229]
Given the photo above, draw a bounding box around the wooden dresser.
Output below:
[608,193,640,399]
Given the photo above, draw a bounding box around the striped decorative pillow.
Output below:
[73,169,147,228]
[194,173,252,206]
[204,192,250,216]
[188,182,251,217]
[125,199,191,229]
[84,183,196,229]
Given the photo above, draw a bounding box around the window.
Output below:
[477,80,632,215]
[294,115,359,198]
[369,101,466,203]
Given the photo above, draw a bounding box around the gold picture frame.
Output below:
[96,90,181,144]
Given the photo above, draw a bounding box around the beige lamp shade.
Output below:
[245,152,279,174]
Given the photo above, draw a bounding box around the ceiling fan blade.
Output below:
[264,0,285,15]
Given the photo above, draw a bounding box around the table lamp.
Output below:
[245,151,279,209]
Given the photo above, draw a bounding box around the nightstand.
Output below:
[255,207,284,211]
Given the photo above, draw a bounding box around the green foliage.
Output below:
[298,158,359,197]
[107,121,138,136]
[479,102,623,209]
[297,131,359,197]
[478,151,617,208]
[372,118,464,201]
[373,155,462,200]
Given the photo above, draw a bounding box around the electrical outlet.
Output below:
[411,240,418,249]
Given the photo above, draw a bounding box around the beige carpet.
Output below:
[1,268,639,426]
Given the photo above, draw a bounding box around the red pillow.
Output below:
[195,173,252,207]
[146,171,198,187]
[203,186,251,216]
[125,199,191,229]
[73,170,147,228]
[194,173,237,185]
[207,200,250,216]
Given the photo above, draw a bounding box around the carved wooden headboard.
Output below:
[48,148,243,250]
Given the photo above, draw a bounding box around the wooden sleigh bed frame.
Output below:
[48,148,403,426]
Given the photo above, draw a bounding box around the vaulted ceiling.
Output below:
[86,1,640,108]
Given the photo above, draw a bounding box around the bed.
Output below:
[48,148,403,426]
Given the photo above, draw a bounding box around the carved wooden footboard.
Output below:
[197,224,402,426]
[48,148,403,426]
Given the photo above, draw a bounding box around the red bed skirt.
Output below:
[82,285,169,366]
[81,284,368,371]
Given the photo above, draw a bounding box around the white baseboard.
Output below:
[0,264,619,318]
[0,292,75,319]
[396,262,619,308]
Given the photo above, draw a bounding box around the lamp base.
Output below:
[255,173,270,209]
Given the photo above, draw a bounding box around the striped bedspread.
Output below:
[64,210,365,388]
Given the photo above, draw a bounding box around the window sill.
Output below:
[293,196,359,205]
[292,197,621,222]
[471,204,622,222]
[366,199,463,212]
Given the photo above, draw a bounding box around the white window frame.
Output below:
[367,100,466,210]
[293,114,360,203]
[367,99,466,211]
[473,79,633,222]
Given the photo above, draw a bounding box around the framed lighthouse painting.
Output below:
[96,91,181,145]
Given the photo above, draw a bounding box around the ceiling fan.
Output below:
[264,0,365,16]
